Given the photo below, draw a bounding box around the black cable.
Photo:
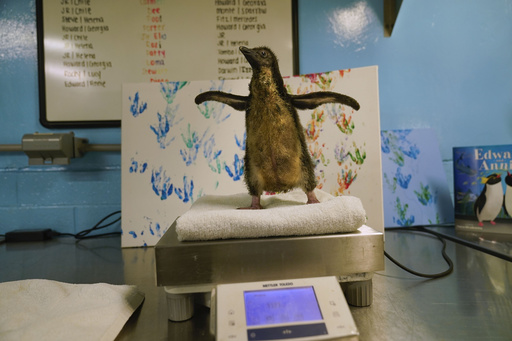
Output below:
[384,226,454,279]
[53,210,121,240]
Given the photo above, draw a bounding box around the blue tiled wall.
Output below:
[0,162,121,235]
[1,0,511,235]
[0,0,122,236]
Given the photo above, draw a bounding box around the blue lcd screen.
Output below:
[244,286,323,326]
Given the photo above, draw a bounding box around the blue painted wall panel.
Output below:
[298,0,512,161]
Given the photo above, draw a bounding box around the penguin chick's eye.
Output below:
[260,51,267,57]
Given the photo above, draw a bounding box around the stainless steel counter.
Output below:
[1,229,511,340]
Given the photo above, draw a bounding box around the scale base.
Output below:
[155,221,384,321]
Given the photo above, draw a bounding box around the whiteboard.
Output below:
[36,0,297,128]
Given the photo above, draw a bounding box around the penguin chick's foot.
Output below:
[478,222,484,227]
[306,191,320,204]
[238,195,263,210]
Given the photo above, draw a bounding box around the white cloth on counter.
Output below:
[0,279,144,341]
[176,189,366,241]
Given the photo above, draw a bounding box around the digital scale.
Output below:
[212,276,358,341]
[155,220,384,340]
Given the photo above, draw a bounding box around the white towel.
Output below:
[0,279,144,341]
[176,189,366,241]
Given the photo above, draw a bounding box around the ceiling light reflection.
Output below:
[328,1,378,51]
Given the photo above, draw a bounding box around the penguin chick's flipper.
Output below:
[291,92,360,111]
[195,91,248,111]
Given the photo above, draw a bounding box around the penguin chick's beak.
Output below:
[239,46,259,69]
[239,46,251,54]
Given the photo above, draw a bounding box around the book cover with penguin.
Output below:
[453,144,512,234]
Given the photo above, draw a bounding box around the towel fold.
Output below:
[176,189,366,241]
[0,279,144,341]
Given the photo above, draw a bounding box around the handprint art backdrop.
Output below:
[121,66,382,247]
[381,129,454,228]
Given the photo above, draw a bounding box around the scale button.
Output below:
[332,311,340,317]
[228,309,235,315]
[228,320,235,326]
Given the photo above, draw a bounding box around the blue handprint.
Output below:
[160,81,188,104]
[235,132,246,151]
[174,176,194,203]
[395,167,412,190]
[150,112,175,149]
[224,154,244,181]
[129,92,147,117]
[129,158,148,173]
[151,167,174,200]
[180,124,208,166]
[203,134,223,173]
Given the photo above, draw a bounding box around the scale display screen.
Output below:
[244,286,323,326]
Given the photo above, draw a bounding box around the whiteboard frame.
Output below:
[36,0,299,129]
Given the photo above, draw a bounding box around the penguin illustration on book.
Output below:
[474,173,503,226]
[503,171,512,217]
[195,46,360,209]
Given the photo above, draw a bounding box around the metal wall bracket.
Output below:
[21,132,88,165]
[384,0,403,37]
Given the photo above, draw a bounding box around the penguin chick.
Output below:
[195,46,360,209]
[474,173,503,226]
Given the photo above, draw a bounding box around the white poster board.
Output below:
[121,66,383,247]
[37,0,295,127]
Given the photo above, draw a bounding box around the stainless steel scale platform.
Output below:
[155,221,384,321]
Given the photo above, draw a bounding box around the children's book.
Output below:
[453,144,512,234]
